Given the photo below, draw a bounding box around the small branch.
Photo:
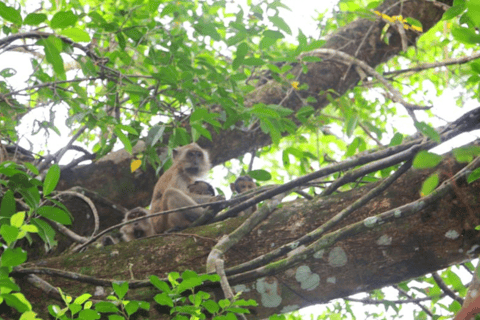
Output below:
[394,285,433,318]
[346,293,446,304]
[432,272,464,305]
[293,189,313,200]
[302,48,430,117]
[384,51,480,77]
[37,125,88,173]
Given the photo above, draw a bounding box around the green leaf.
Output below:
[177,278,202,294]
[58,28,91,42]
[38,36,65,79]
[467,167,480,183]
[50,10,78,29]
[153,293,174,307]
[74,293,92,305]
[191,124,212,141]
[248,169,271,181]
[260,30,284,49]
[235,43,248,61]
[202,300,219,314]
[146,125,165,147]
[125,301,139,316]
[389,132,403,146]
[78,309,100,319]
[442,4,466,20]
[43,164,60,196]
[10,211,25,228]
[24,13,47,26]
[345,114,358,137]
[466,0,480,27]
[37,206,72,225]
[1,248,27,267]
[20,224,38,233]
[269,16,291,35]
[1,190,15,217]
[114,128,133,154]
[31,218,57,248]
[0,278,20,291]
[420,173,439,196]
[19,187,40,209]
[0,3,22,25]
[194,22,221,41]
[452,145,480,163]
[3,293,31,313]
[23,162,39,175]
[94,301,119,313]
[1,225,19,246]
[414,122,440,143]
[112,281,128,299]
[412,151,442,169]
[452,26,480,44]
[243,58,265,66]
[115,124,139,135]
[150,276,171,293]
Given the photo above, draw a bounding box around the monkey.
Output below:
[230,175,257,217]
[150,143,224,233]
[119,207,155,242]
[187,180,215,197]
[100,235,119,246]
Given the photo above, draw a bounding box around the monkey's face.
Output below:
[235,180,256,193]
[133,227,147,239]
[184,150,206,174]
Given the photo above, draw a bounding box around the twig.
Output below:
[394,285,434,318]
[384,52,480,76]
[37,125,88,172]
[432,272,464,305]
[301,48,430,118]
[346,293,446,304]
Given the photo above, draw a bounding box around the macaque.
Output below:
[119,207,155,241]
[101,235,119,246]
[230,175,257,217]
[187,180,215,197]
[150,143,224,233]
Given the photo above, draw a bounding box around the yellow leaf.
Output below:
[131,159,142,173]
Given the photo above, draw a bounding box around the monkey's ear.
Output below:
[172,148,179,159]
[230,183,237,193]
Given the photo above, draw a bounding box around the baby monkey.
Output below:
[187,180,215,197]
[120,207,155,242]
[230,176,257,217]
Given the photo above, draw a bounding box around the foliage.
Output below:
[1,0,480,318]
